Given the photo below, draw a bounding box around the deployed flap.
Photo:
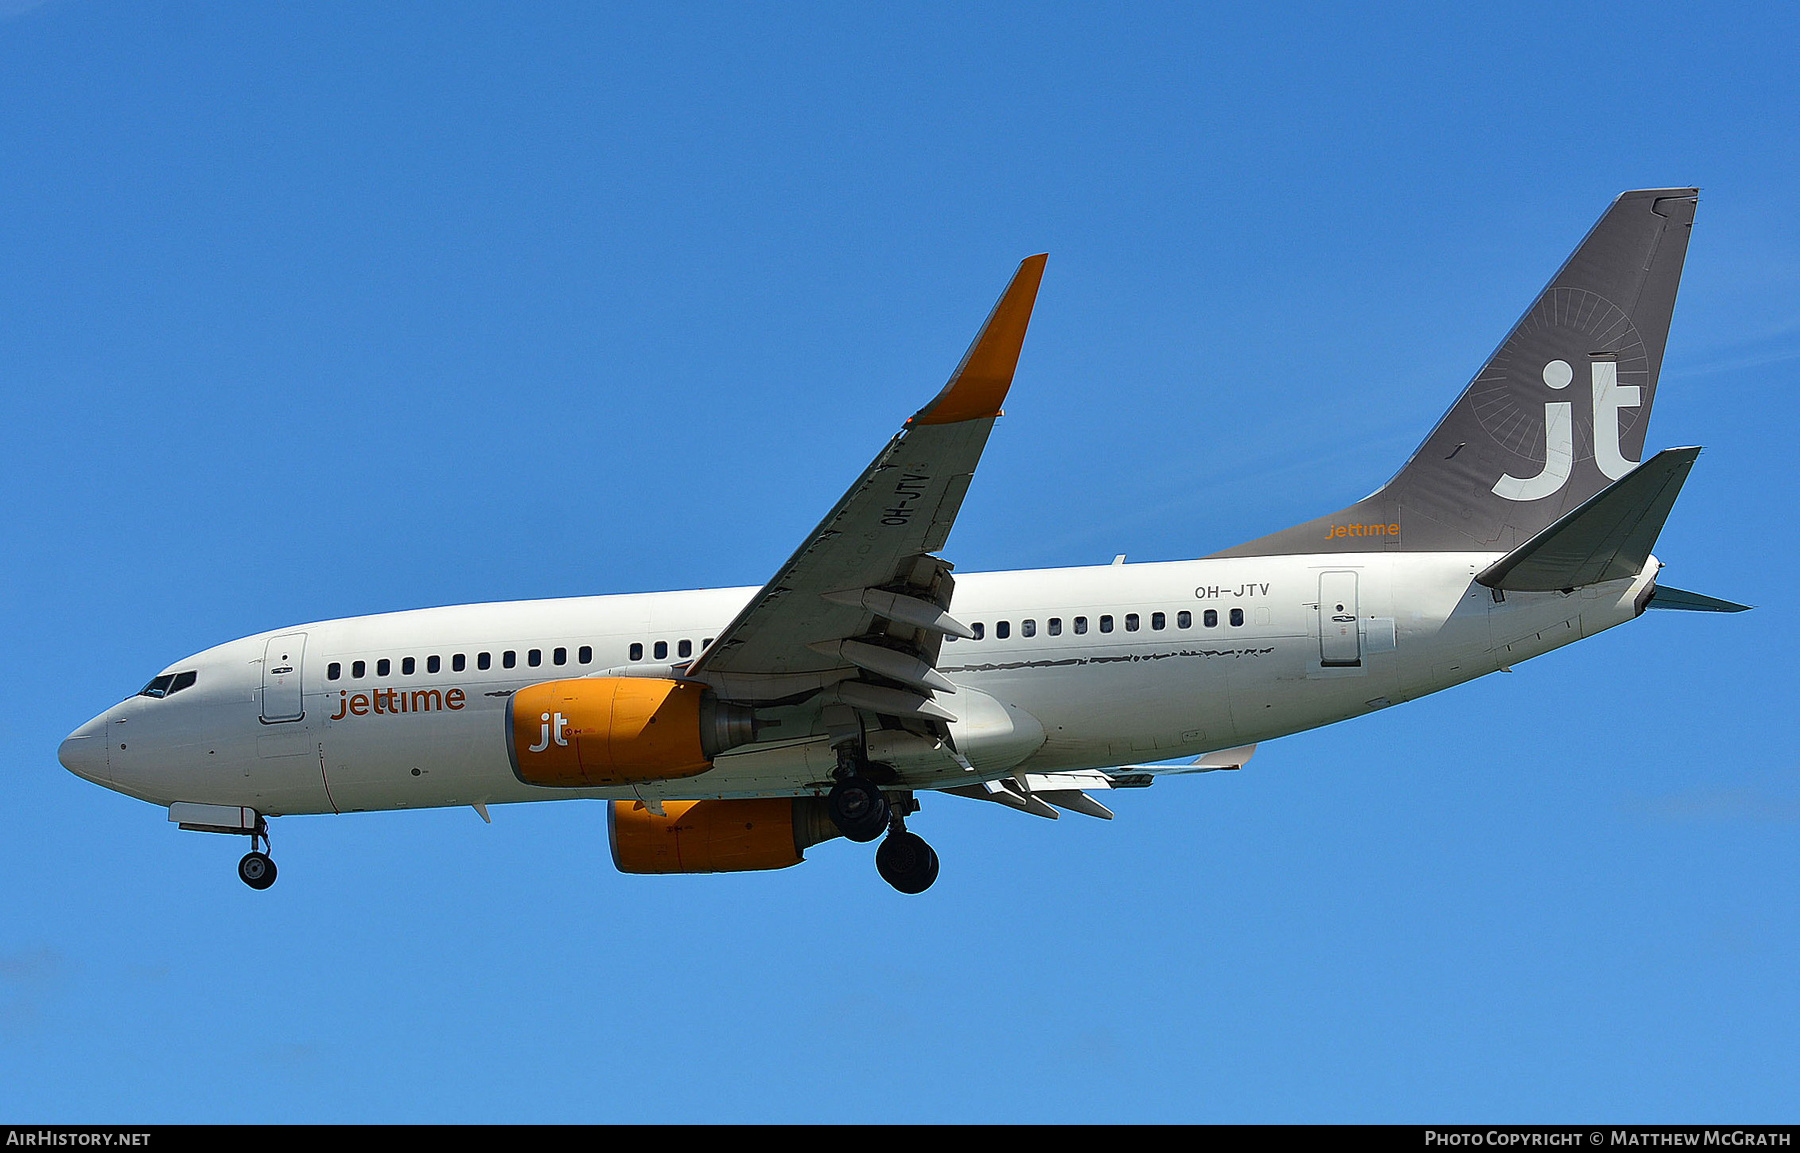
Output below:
[1645,584,1752,612]
[1107,744,1257,776]
[1477,446,1698,591]
[943,768,1142,820]
[686,256,1047,725]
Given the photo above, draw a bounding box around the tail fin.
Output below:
[1217,188,1698,557]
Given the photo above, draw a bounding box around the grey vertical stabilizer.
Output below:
[1216,189,1698,558]
[1475,446,1697,591]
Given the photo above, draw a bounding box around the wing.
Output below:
[685,255,1047,757]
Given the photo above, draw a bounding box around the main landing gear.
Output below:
[827,774,890,842]
[829,751,940,894]
[237,815,277,891]
[875,825,939,895]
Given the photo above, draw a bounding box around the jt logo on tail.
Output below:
[1492,356,1642,502]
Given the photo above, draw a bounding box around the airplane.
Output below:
[58,188,1748,895]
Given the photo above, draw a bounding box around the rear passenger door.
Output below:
[1318,572,1361,668]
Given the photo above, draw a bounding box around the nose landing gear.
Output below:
[238,851,276,889]
[237,816,277,890]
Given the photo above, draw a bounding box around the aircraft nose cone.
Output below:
[58,712,110,785]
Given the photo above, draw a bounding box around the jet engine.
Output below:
[507,678,755,788]
[608,797,842,874]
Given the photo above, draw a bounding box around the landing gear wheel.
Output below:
[876,831,940,894]
[238,851,277,890]
[827,777,890,843]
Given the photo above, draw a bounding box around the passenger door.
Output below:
[261,633,307,723]
[1318,572,1362,667]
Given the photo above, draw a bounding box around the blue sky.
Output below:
[3,1,1796,1123]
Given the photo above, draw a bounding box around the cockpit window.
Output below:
[139,674,175,698]
[138,670,196,699]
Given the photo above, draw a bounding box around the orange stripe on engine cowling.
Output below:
[911,253,1047,426]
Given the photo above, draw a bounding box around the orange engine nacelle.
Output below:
[507,678,754,788]
[609,798,841,874]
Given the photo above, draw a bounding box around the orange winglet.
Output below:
[911,253,1048,426]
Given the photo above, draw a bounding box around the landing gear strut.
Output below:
[237,816,277,890]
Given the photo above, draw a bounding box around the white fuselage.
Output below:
[61,551,1654,817]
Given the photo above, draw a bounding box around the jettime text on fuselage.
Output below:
[331,688,469,720]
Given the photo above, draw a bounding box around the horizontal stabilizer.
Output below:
[1477,447,1699,592]
[1646,584,1752,612]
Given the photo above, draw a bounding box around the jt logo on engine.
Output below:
[528,711,570,753]
[1493,357,1640,502]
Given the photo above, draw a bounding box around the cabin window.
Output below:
[477,652,491,671]
[377,659,391,677]
[353,660,367,678]
[401,657,416,676]
[1022,619,1036,637]
[328,662,342,681]
[971,623,985,640]
[1125,613,1140,632]
[528,649,542,667]
[1230,608,1245,627]
[579,646,592,664]
[1204,609,1218,628]
[1099,615,1114,633]
[452,654,465,672]
[996,621,1010,640]
[1177,611,1191,628]
[553,647,567,666]
[502,651,516,669]
[1151,612,1165,630]
[428,655,441,674]
[1073,616,1088,635]
[1048,618,1062,636]
[703,637,714,648]
[678,639,692,658]
[630,643,644,661]
[654,641,668,660]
